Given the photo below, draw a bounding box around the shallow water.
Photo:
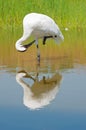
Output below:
[0,29,86,130]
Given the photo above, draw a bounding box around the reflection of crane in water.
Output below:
[16,70,62,110]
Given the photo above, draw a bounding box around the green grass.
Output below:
[0,0,86,30]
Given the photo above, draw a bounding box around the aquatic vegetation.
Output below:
[0,28,86,69]
[0,0,86,29]
[0,0,86,69]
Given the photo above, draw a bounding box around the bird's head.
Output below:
[15,41,27,52]
[54,31,64,44]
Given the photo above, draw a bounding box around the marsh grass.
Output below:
[0,0,86,29]
[0,28,86,68]
[0,0,86,69]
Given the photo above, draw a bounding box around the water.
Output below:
[0,29,86,130]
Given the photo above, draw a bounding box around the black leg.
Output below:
[36,44,40,62]
[43,37,47,45]
[43,36,53,45]
[35,40,40,63]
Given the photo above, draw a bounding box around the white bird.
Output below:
[15,13,64,61]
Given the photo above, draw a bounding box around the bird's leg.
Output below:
[43,37,47,45]
[43,36,53,45]
[35,40,40,62]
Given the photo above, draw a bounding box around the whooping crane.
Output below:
[15,13,64,61]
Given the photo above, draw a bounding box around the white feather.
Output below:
[15,13,64,53]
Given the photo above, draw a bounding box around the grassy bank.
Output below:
[0,0,86,29]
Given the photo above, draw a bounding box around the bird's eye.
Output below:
[55,35,57,37]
